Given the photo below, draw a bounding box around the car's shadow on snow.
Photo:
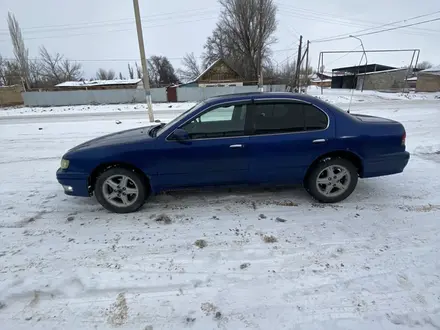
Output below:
[59,180,387,215]
[60,185,311,213]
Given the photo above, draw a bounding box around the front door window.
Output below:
[181,103,247,139]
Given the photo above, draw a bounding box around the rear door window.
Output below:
[251,102,305,135]
[250,102,328,135]
[304,104,328,130]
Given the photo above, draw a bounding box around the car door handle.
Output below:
[312,139,327,144]
[230,144,244,149]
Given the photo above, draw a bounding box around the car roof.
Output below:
[206,92,318,103]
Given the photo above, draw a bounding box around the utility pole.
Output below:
[294,35,303,92]
[305,40,310,92]
[257,0,264,92]
[133,0,154,122]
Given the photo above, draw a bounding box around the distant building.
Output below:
[416,66,440,92]
[181,59,244,87]
[331,64,399,90]
[310,72,332,88]
[356,68,409,91]
[55,79,142,91]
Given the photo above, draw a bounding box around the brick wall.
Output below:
[0,85,23,106]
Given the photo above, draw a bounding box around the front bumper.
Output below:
[361,151,410,178]
[56,168,90,197]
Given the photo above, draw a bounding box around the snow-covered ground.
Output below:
[308,86,440,104]
[0,99,440,330]
[1,88,438,118]
[0,102,197,117]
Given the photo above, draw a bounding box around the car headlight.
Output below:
[60,158,70,169]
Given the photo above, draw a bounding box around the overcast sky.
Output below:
[0,0,439,78]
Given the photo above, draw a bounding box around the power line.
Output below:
[352,17,440,37]
[278,12,440,39]
[276,51,298,67]
[276,3,440,35]
[0,16,218,43]
[279,12,440,39]
[1,46,298,63]
[0,7,220,34]
[311,9,440,42]
[312,14,440,43]
[324,45,362,67]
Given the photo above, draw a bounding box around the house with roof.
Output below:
[182,59,244,87]
[416,66,440,92]
[165,58,245,101]
[55,79,142,91]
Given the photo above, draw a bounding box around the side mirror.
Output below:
[171,128,190,143]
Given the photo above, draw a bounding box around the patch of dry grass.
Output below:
[262,235,278,243]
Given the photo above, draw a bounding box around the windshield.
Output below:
[156,101,206,136]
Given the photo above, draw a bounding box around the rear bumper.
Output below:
[361,151,410,178]
[56,168,90,197]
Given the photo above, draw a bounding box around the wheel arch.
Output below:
[88,161,152,194]
[304,150,363,183]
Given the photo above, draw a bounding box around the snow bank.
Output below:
[308,86,440,104]
[0,102,197,117]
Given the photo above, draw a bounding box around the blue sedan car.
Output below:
[57,92,410,213]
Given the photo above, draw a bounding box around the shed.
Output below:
[331,64,396,89]
[416,66,440,92]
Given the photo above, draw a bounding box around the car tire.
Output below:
[95,167,147,213]
[306,157,358,203]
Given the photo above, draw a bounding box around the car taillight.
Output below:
[402,131,406,146]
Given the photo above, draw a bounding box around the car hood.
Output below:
[68,125,156,152]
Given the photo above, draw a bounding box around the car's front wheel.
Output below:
[306,158,358,203]
[95,167,147,213]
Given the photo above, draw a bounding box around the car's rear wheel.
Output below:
[306,157,358,203]
[95,167,147,213]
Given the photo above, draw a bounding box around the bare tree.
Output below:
[203,0,277,80]
[275,60,297,86]
[39,46,82,85]
[203,26,232,69]
[417,61,433,70]
[0,55,5,85]
[135,62,142,79]
[148,55,179,87]
[96,68,116,80]
[128,63,135,79]
[60,59,82,81]
[7,12,30,89]
[1,60,22,86]
[28,59,44,87]
[119,72,124,80]
[177,53,202,82]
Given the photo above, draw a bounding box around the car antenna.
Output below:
[347,51,366,114]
